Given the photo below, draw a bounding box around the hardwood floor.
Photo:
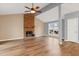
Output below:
[0,37,79,56]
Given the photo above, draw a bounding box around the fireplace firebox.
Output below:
[26,31,35,37]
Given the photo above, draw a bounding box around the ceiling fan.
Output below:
[25,3,42,14]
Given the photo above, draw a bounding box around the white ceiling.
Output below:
[0,3,59,22]
[0,3,49,15]
[36,6,59,22]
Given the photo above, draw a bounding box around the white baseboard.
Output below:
[64,40,79,43]
[35,35,44,37]
[0,37,24,41]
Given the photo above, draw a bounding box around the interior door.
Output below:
[67,17,78,42]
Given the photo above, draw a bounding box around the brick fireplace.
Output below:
[24,13,35,37]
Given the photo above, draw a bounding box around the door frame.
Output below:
[64,11,79,42]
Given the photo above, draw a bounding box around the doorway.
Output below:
[48,21,59,38]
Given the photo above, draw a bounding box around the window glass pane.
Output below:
[48,22,59,35]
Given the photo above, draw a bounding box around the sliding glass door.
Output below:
[66,17,78,42]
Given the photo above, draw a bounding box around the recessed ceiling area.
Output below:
[0,3,49,15]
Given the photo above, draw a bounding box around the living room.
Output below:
[0,3,79,56]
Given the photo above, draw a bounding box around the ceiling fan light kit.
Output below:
[30,10,36,13]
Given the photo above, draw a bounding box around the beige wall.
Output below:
[0,14,46,40]
[0,14,24,41]
[35,18,45,37]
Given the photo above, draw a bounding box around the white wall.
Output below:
[0,14,24,41]
[61,3,79,18]
[35,18,45,37]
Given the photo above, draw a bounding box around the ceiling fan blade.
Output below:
[25,6,31,9]
[35,6,40,9]
[36,11,42,13]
